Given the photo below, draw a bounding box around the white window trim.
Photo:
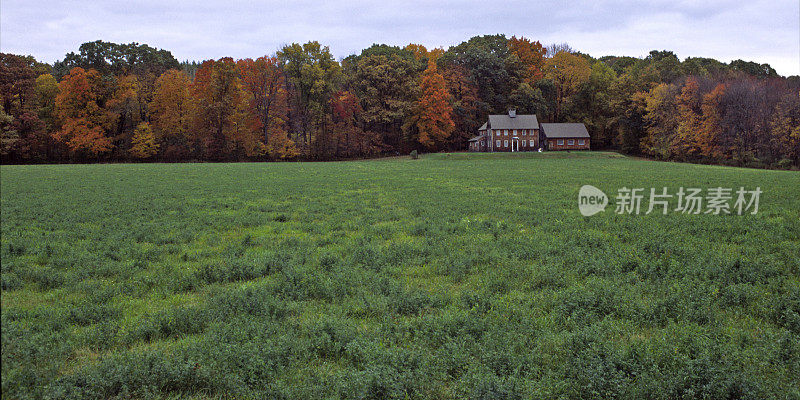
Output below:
[496,140,501,148]
[557,139,564,145]
[568,139,575,145]
[578,139,585,145]
[504,140,508,147]
[530,140,535,147]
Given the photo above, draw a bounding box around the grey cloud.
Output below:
[0,0,797,75]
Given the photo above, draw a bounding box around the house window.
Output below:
[504,130,508,136]
[496,140,501,148]
[557,139,564,145]
[530,140,535,147]
[504,140,508,147]
[568,139,575,145]
[578,139,585,145]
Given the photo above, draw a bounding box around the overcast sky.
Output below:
[1,0,798,76]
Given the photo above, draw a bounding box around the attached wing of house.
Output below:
[540,123,590,150]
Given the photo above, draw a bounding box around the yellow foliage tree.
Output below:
[769,91,800,165]
[129,122,160,158]
[544,51,590,121]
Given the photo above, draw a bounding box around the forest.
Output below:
[1,36,798,168]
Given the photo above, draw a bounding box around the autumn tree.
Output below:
[106,75,142,153]
[129,122,159,158]
[150,69,192,159]
[405,44,428,62]
[329,91,379,157]
[236,56,297,158]
[767,91,800,165]
[544,51,591,121]
[672,77,710,160]
[0,53,38,115]
[697,83,726,160]
[0,54,53,160]
[565,61,617,148]
[508,36,546,86]
[191,58,260,160]
[414,61,454,150]
[405,43,444,65]
[53,67,112,157]
[641,83,680,159]
[0,105,18,157]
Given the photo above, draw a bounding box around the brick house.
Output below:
[468,110,540,152]
[468,110,590,152]
[540,123,591,150]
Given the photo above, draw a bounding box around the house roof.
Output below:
[468,135,486,141]
[540,123,590,138]
[487,114,539,130]
[478,122,487,131]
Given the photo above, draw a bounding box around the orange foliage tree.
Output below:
[191,58,260,159]
[508,36,546,86]
[415,61,454,150]
[53,67,112,156]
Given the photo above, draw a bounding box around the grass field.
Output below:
[2,152,799,399]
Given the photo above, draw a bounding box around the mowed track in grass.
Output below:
[2,152,799,399]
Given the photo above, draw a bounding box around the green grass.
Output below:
[2,152,799,399]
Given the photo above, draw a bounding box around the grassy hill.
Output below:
[2,152,799,399]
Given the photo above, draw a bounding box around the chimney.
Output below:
[509,109,516,118]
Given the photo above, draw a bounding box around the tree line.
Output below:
[1,36,798,167]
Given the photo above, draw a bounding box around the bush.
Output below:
[776,158,794,169]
